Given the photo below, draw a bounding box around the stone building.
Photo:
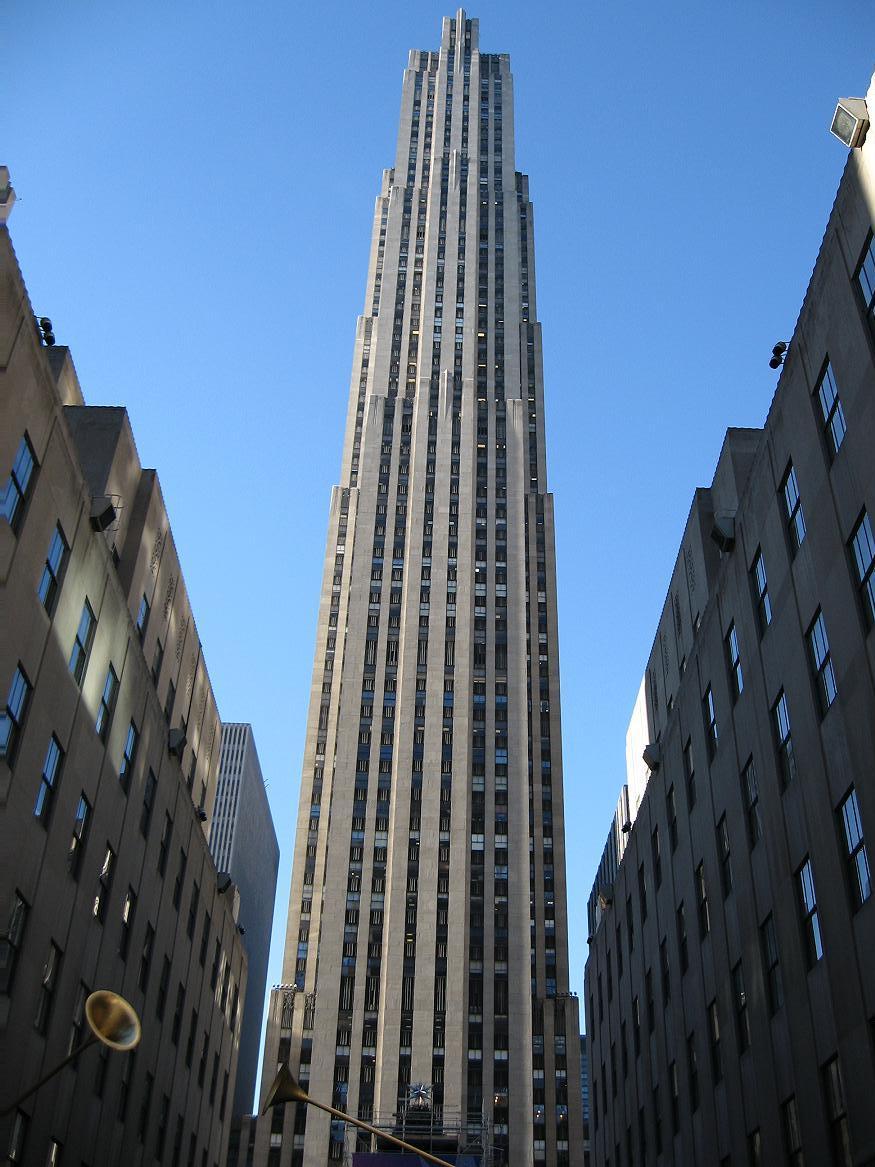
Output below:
[238,12,582,1167]
[584,75,875,1167]
[0,180,246,1166]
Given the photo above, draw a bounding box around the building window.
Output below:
[666,785,678,851]
[725,622,743,699]
[781,463,806,554]
[838,787,871,908]
[152,639,165,685]
[69,600,96,684]
[855,230,875,323]
[741,757,762,846]
[686,1034,699,1111]
[732,961,750,1053]
[747,1128,762,1166]
[136,594,150,642]
[95,666,119,741]
[760,913,783,1014]
[808,609,837,713]
[683,738,696,808]
[707,999,722,1081]
[782,1096,803,1167]
[34,941,62,1033]
[5,1108,28,1162]
[1,433,37,533]
[695,863,710,938]
[119,721,139,792]
[797,857,823,966]
[67,793,92,879]
[140,769,157,838]
[772,690,796,786]
[34,735,64,825]
[651,826,662,888]
[158,813,172,876]
[164,679,176,724]
[139,924,154,990]
[1,664,32,765]
[38,524,68,614]
[850,511,875,627]
[676,904,688,973]
[816,360,846,457]
[751,548,772,632]
[0,890,29,993]
[716,816,732,896]
[823,1056,853,1167]
[89,845,114,924]
[703,686,718,760]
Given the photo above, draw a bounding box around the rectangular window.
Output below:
[760,913,783,1014]
[725,622,743,698]
[741,757,762,847]
[683,737,696,808]
[140,769,157,838]
[782,463,806,553]
[119,721,139,791]
[707,999,722,1081]
[797,857,823,966]
[850,511,875,627]
[703,686,718,760]
[173,849,187,909]
[696,863,710,938]
[38,524,68,614]
[808,609,837,712]
[95,665,119,741]
[69,600,96,684]
[816,360,847,456]
[0,890,29,993]
[136,594,151,642]
[651,826,662,888]
[716,816,732,896]
[1,432,37,532]
[773,690,796,786]
[732,961,750,1052]
[33,735,64,826]
[751,548,772,632]
[782,1096,803,1167]
[676,904,688,973]
[158,813,172,876]
[660,939,670,1006]
[638,863,648,922]
[68,793,92,878]
[34,941,62,1033]
[855,230,875,323]
[164,679,176,724]
[823,1056,853,1167]
[139,924,154,990]
[1,664,32,765]
[687,1034,699,1111]
[92,844,115,921]
[152,638,165,685]
[118,886,136,961]
[838,787,871,908]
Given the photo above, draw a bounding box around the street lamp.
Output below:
[262,1065,455,1167]
[1,990,141,1115]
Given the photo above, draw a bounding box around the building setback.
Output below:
[0,187,246,1166]
[584,75,875,1167]
[237,12,582,1167]
[210,723,279,1119]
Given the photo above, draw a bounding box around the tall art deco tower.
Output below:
[254,13,582,1167]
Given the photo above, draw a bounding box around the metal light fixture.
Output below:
[769,341,788,370]
[830,98,869,149]
[1,990,141,1115]
[262,1065,455,1167]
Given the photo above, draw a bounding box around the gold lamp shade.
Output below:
[85,990,142,1051]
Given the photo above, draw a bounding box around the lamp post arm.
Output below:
[303,1094,455,1167]
[1,1034,98,1116]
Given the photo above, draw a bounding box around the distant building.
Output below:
[584,75,875,1166]
[210,723,279,1118]
[0,178,246,1166]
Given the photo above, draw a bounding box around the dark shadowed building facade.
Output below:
[0,190,246,1166]
[584,74,875,1167]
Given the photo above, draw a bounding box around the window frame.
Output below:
[772,689,796,787]
[850,510,875,629]
[807,608,838,714]
[815,358,847,458]
[69,600,96,685]
[37,523,69,615]
[34,734,64,825]
[797,856,824,966]
[1,663,32,767]
[751,548,772,634]
[1,432,38,534]
[781,463,806,554]
[838,786,871,910]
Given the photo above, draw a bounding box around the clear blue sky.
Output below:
[5,0,873,1059]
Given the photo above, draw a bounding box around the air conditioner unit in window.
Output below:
[167,727,186,759]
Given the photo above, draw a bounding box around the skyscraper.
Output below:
[250,14,582,1167]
